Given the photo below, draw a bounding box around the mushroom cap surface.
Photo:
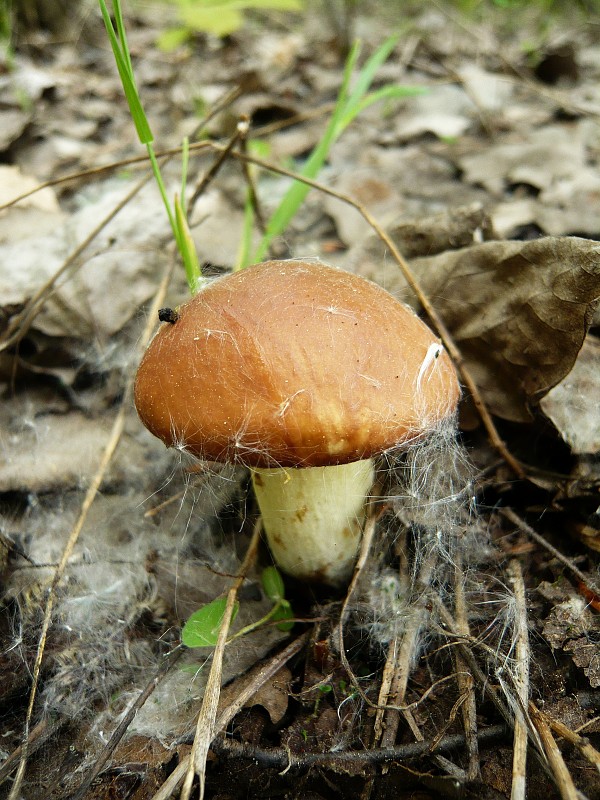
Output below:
[134,260,460,467]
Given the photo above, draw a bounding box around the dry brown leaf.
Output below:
[540,335,600,454]
[347,202,493,292]
[540,589,600,688]
[324,169,402,247]
[395,84,475,141]
[458,124,589,196]
[244,665,292,725]
[0,410,157,494]
[408,236,600,422]
[457,63,513,113]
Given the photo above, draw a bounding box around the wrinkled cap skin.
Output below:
[134,260,460,468]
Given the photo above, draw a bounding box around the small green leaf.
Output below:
[180,7,242,37]
[182,597,239,648]
[273,599,294,631]
[174,0,303,39]
[157,27,191,52]
[174,193,202,293]
[261,566,286,602]
[341,84,427,128]
[98,0,153,144]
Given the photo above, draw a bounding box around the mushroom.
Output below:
[134,260,460,585]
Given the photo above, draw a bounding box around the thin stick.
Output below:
[529,704,579,800]
[371,638,398,747]
[0,171,154,352]
[371,530,408,753]
[336,509,458,720]
[188,120,246,212]
[239,126,267,234]
[434,596,549,773]
[68,647,184,800]
[6,257,175,800]
[501,508,600,596]
[150,632,309,800]
[180,519,263,800]
[538,708,600,775]
[376,549,465,781]
[453,552,480,781]
[507,559,530,800]
[211,723,509,768]
[386,566,434,746]
[433,598,517,730]
[336,505,382,700]
[0,720,59,785]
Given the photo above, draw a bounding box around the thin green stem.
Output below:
[146,144,177,236]
[227,600,284,642]
[99,0,201,294]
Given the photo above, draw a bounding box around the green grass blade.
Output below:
[251,42,359,263]
[175,194,202,293]
[339,35,399,132]
[99,0,201,295]
[340,83,427,128]
[251,38,413,264]
[236,190,255,271]
[112,0,133,77]
[98,0,153,144]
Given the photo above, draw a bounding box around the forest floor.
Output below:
[0,2,599,799]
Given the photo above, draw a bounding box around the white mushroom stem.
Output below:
[251,458,375,585]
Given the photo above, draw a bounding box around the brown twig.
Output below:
[539,708,600,775]
[335,501,382,704]
[238,127,267,235]
[0,720,61,785]
[371,637,398,747]
[188,119,247,213]
[529,704,579,800]
[179,518,263,800]
[501,508,600,597]
[453,552,480,781]
[67,647,184,800]
[379,551,438,752]
[149,632,309,800]
[507,559,531,800]
[211,723,509,769]
[370,528,409,753]
[433,598,517,732]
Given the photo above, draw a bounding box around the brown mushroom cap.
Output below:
[134,260,460,468]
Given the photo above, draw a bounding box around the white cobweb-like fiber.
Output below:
[365,416,490,649]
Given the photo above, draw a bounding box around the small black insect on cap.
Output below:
[158,307,179,324]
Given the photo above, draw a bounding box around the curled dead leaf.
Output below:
[244,665,292,726]
[540,335,600,454]
[407,236,600,422]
